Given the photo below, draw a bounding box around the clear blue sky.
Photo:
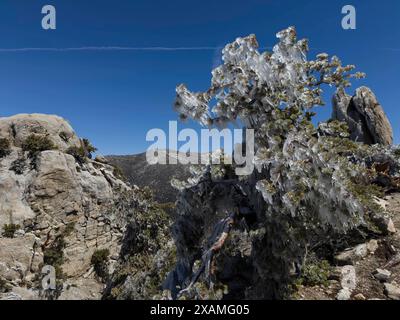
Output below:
[0,0,399,155]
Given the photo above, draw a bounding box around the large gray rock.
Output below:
[0,150,36,228]
[334,243,369,265]
[0,114,81,152]
[58,278,103,300]
[0,114,131,300]
[337,288,352,300]
[0,234,42,282]
[332,87,393,146]
[373,268,391,282]
[384,283,400,300]
[336,265,356,300]
[340,265,357,291]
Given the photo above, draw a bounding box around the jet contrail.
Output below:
[380,47,400,52]
[0,45,279,53]
[0,46,218,53]
[0,45,330,54]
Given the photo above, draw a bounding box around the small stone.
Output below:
[335,250,354,265]
[14,229,26,237]
[370,214,397,235]
[373,268,391,282]
[337,288,352,300]
[354,293,366,301]
[384,283,400,300]
[354,244,368,259]
[387,218,397,234]
[341,265,356,291]
[367,240,379,254]
[335,244,368,265]
[95,155,108,164]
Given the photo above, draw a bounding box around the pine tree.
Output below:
[166,27,399,299]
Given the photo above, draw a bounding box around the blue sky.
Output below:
[0,0,399,154]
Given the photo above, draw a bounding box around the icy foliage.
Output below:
[174,26,364,130]
[167,27,397,299]
[174,26,369,231]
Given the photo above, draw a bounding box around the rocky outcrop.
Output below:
[332,87,393,146]
[0,114,137,300]
[0,114,81,153]
[1,112,399,301]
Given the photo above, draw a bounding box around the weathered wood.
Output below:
[177,213,236,298]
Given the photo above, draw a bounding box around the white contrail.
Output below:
[0,46,218,53]
[0,45,328,54]
[0,45,278,53]
[380,47,400,52]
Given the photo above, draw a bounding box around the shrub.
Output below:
[0,277,11,293]
[298,258,332,287]
[43,240,65,267]
[141,186,154,201]
[91,249,110,280]
[67,146,87,164]
[10,123,17,138]
[43,235,67,280]
[22,134,56,157]
[2,224,21,238]
[82,138,97,159]
[67,138,97,164]
[64,222,76,237]
[112,165,127,182]
[0,138,11,158]
[9,157,27,175]
[59,131,70,143]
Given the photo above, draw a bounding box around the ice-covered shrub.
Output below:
[167,26,394,299]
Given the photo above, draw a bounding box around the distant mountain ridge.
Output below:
[106,150,194,203]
